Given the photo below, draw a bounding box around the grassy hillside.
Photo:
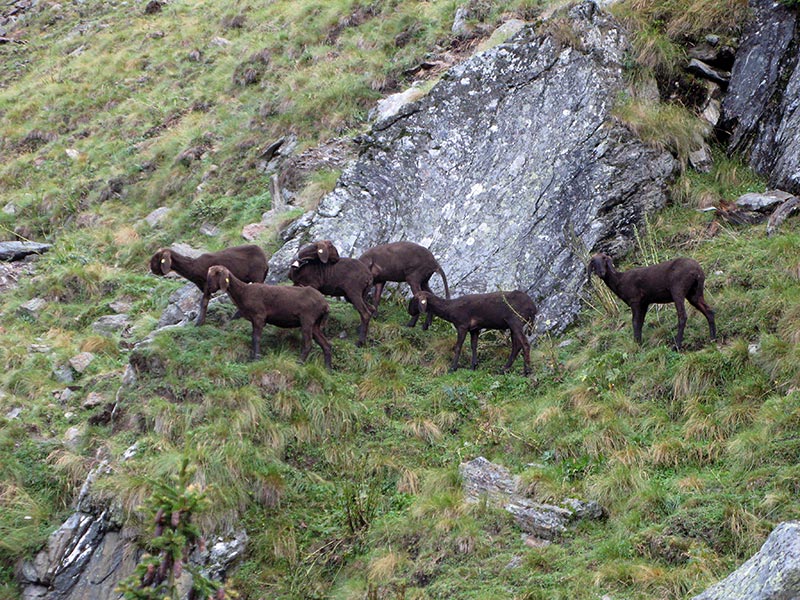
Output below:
[3,0,799,599]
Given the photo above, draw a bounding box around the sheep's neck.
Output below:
[169,252,205,288]
[601,267,625,299]
[426,296,455,321]
[224,276,250,307]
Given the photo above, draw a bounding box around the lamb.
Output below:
[205,265,332,367]
[358,241,450,330]
[415,290,537,375]
[587,253,716,349]
[289,240,375,346]
[150,245,268,326]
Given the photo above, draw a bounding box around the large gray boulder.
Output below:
[692,521,800,600]
[268,2,676,333]
[719,0,800,195]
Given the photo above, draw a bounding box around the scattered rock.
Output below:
[19,297,46,318]
[0,241,51,261]
[689,145,713,173]
[144,206,170,227]
[52,365,74,384]
[188,49,202,62]
[109,299,132,314]
[452,5,469,36]
[3,202,16,215]
[736,190,795,212]
[692,521,800,600]
[63,426,83,451]
[157,283,203,328]
[210,36,231,47]
[686,59,730,86]
[69,352,95,374]
[82,392,104,409]
[121,364,137,387]
[459,457,605,541]
[369,85,426,123]
[6,407,21,420]
[766,195,800,237]
[241,222,269,241]
[91,314,131,335]
[65,148,81,160]
[200,222,220,236]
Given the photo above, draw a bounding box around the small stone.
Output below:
[748,343,760,356]
[122,443,139,461]
[242,222,268,241]
[65,148,80,160]
[188,49,202,62]
[122,364,137,387]
[60,388,75,403]
[109,300,132,314]
[689,146,713,173]
[82,392,104,409]
[91,314,130,335]
[64,411,75,421]
[705,34,720,46]
[52,365,74,384]
[69,352,95,374]
[5,407,21,420]
[19,297,47,318]
[29,343,51,353]
[200,222,220,237]
[2,202,16,215]
[736,190,794,212]
[63,426,82,451]
[686,59,730,85]
[145,206,170,227]
[211,36,231,47]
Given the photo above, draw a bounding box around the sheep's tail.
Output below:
[436,265,451,299]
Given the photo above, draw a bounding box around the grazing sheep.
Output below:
[205,265,332,367]
[150,245,268,326]
[358,241,450,330]
[289,240,375,347]
[587,253,716,349]
[415,290,537,375]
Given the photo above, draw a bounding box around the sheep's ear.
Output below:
[160,251,172,275]
[327,243,340,264]
[317,242,330,263]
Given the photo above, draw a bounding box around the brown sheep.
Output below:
[289,240,375,347]
[416,290,537,375]
[587,253,716,349]
[206,265,332,367]
[358,241,450,330]
[150,245,268,325]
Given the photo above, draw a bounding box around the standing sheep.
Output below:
[358,241,450,330]
[205,265,332,367]
[415,290,537,375]
[149,245,268,326]
[289,240,375,346]
[587,253,716,349]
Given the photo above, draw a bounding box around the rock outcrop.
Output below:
[460,457,604,541]
[692,521,800,600]
[718,0,800,195]
[268,2,677,333]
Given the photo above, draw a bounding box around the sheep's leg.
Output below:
[406,281,423,328]
[520,332,531,376]
[420,280,434,330]
[450,328,468,372]
[688,295,716,341]
[196,294,210,326]
[299,324,313,363]
[348,292,373,347]
[674,298,688,350]
[469,330,480,370]
[372,282,385,314]
[312,321,332,369]
[251,323,263,360]
[631,303,648,344]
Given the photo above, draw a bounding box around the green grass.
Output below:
[2,0,798,598]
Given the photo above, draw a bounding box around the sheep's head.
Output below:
[587,253,613,282]
[293,240,341,269]
[150,249,172,275]
[206,265,231,294]
[414,291,433,314]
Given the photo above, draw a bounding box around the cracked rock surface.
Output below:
[268,2,676,333]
